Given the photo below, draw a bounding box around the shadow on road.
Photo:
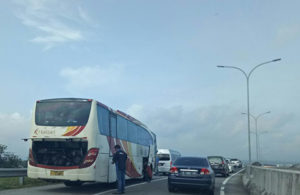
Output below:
[42,179,144,194]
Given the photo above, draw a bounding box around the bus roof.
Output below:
[36,98,156,137]
[37,98,92,103]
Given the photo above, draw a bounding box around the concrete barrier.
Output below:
[243,165,300,195]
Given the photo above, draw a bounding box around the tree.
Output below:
[0,144,26,168]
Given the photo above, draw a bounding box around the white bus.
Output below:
[27,98,157,186]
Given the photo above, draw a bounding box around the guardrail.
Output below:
[0,168,27,185]
[243,165,300,195]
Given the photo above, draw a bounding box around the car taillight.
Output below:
[170,161,172,167]
[79,148,99,168]
[200,168,210,175]
[29,148,36,166]
[170,166,178,174]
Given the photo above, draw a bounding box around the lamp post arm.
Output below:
[248,59,281,78]
[256,111,271,120]
[219,66,248,79]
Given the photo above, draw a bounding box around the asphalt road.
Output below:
[1,169,248,195]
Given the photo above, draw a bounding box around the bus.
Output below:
[27,98,157,186]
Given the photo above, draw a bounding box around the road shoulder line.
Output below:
[220,168,245,195]
[93,177,167,195]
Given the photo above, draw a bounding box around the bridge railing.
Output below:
[243,165,300,195]
[0,168,27,185]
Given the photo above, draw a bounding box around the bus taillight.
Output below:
[29,148,36,166]
[79,148,99,168]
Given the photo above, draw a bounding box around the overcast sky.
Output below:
[0,0,299,163]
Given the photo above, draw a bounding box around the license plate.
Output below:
[181,171,196,177]
[50,170,64,176]
[159,163,164,166]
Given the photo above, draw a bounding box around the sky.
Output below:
[0,0,300,163]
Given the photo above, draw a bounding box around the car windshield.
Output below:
[35,101,91,126]
[174,157,209,167]
[208,157,223,164]
[158,154,170,161]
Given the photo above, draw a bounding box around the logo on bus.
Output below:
[34,129,55,135]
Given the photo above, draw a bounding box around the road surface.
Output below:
[1,169,248,195]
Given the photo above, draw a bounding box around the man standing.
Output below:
[112,144,127,194]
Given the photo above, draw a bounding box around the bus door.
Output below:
[108,113,117,182]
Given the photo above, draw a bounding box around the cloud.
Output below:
[0,112,30,159]
[275,24,300,46]
[59,64,124,93]
[127,104,248,157]
[13,0,95,50]
[127,104,300,162]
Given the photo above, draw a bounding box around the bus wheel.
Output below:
[64,181,83,187]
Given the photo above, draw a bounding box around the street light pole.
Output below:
[217,58,281,164]
[242,111,271,161]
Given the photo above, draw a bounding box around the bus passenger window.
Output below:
[117,116,127,140]
[97,106,109,135]
[127,121,137,143]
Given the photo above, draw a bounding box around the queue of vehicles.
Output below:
[156,150,243,194]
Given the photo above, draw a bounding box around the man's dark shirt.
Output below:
[113,149,127,171]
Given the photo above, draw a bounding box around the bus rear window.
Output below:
[35,101,91,126]
[158,154,170,161]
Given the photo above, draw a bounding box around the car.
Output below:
[207,156,230,177]
[230,158,243,168]
[168,156,215,195]
[157,149,181,175]
[226,159,235,173]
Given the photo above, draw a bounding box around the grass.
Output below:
[0,177,54,190]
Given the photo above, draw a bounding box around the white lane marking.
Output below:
[93,177,167,195]
[220,168,245,195]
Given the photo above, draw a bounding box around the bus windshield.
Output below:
[35,100,91,126]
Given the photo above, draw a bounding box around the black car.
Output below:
[207,156,230,177]
[168,157,215,194]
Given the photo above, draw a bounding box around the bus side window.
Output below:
[117,116,127,140]
[127,121,137,144]
[97,106,109,135]
[110,114,117,138]
[137,127,143,145]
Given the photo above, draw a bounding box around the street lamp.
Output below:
[241,111,271,161]
[217,58,281,163]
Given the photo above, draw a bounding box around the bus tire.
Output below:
[64,181,83,187]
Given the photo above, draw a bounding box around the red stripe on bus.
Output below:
[126,159,142,177]
[72,126,85,136]
[106,137,141,178]
[63,126,84,136]
[62,126,79,136]
[121,140,129,154]
[36,164,79,170]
